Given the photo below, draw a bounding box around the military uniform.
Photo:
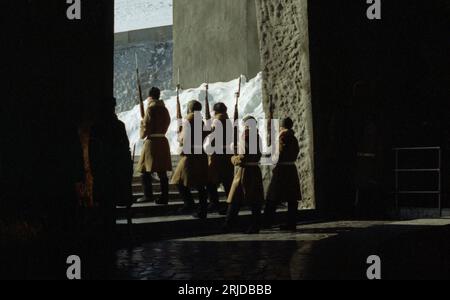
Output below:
[225,127,264,234]
[138,99,172,204]
[89,110,133,241]
[171,110,209,218]
[264,129,301,230]
[205,113,234,211]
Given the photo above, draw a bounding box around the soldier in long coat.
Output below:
[137,87,172,205]
[89,97,133,242]
[205,103,234,214]
[224,116,264,234]
[171,100,209,219]
[264,118,301,231]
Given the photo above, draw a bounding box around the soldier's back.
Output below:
[147,101,170,134]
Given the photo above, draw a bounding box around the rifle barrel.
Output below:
[268,95,274,147]
[205,83,211,121]
[233,76,242,153]
[176,84,183,134]
[136,54,145,119]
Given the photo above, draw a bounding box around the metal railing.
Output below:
[394,147,442,217]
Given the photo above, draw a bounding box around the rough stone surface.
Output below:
[255,0,315,209]
[173,0,261,88]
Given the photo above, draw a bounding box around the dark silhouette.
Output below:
[265,118,302,231]
[89,97,133,243]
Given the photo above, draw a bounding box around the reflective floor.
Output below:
[114,220,450,280]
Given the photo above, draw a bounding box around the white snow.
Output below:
[115,0,173,33]
[118,73,265,155]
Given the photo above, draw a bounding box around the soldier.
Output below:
[137,87,172,205]
[171,100,209,219]
[89,97,133,242]
[205,102,234,214]
[224,116,264,234]
[264,117,301,231]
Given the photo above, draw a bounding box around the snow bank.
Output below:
[118,73,265,154]
[115,0,173,33]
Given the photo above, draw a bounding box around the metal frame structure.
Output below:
[394,147,442,217]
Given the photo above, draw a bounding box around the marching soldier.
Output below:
[264,118,301,231]
[224,116,264,234]
[205,103,234,214]
[137,87,172,205]
[171,100,209,219]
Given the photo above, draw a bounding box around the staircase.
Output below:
[115,155,293,239]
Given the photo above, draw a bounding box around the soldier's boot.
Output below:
[263,201,277,229]
[280,201,298,232]
[177,185,195,214]
[246,204,262,234]
[137,173,153,203]
[218,180,233,216]
[193,186,208,220]
[207,184,221,213]
[155,173,169,205]
[222,202,240,233]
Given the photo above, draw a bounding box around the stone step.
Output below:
[132,182,226,194]
[116,209,320,240]
[132,183,179,194]
[132,191,227,202]
[116,200,228,219]
[131,174,174,184]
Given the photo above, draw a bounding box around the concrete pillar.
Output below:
[255,0,315,209]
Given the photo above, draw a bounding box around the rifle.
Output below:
[233,76,242,153]
[205,74,211,122]
[132,143,136,165]
[135,53,145,119]
[268,95,274,147]
[176,68,183,134]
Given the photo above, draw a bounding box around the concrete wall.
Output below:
[114,27,173,112]
[173,0,261,88]
[255,0,315,209]
[115,26,172,46]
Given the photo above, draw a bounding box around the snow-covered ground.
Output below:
[115,0,173,33]
[118,73,265,155]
